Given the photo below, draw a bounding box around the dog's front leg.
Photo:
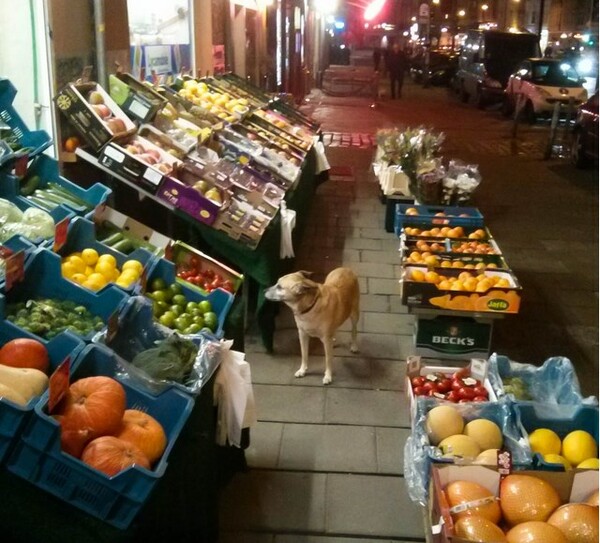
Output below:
[295,328,310,378]
[322,337,334,385]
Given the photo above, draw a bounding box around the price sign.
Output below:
[48,357,70,413]
[106,309,120,344]
[4,250,25,291]
[53,216,71,252]
[15,154,29,177]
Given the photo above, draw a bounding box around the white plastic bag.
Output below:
[279,200,296,258]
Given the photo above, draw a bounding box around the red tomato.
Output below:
[473,385,488,397]
[422,381,438,394]
[222,281,234,293]
[451,379,464,391]
[190,256,201,268]
[458,398,471,403]
[473,396,487,402]
[436,378,452,393]
[413,386,426,396]
[446,390,461,402]
[452,368,471,380]
[458,386,476,400]
[411,376,426,388]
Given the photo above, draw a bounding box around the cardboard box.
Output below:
[212,196,273,249]
[109,73,166,123]
[414,314,494,359]
[138,124,190,160]
[99,135,182,194]
[405,356,496,420]
[401,265,521,314]
[400,235,503,257]
[429,464,599,543]
[54,82,136,152]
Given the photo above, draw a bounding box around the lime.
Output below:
[169,304,184,317]
[172,294,188,307]
[203,312,218,332]
[184,323,202,334]
[193,315,205,327]
[174,315,192,331]
[186,301,199,313]
[150,277,168,292]
[159,311,176,328]
[151,290,169,303]
[168,283,183,297]
[153,301,166,317]
[198,300,212,314]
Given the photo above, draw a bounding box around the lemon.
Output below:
[81,248,99,267]
[87,272,108,288]
[119,269,140,283]
[61,261,77,279]
[543,453,572,470]
[116,277,133,288]
[122,260,144,274]
[97,253,117,269]
[85,265,94,276]
[71,273,87,285]
[529,428,561,456]
[95,259,117,280]
[577,458,600,469]
[561,430,598,466]
[67,255,86,274]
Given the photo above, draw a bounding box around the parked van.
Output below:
[454,30,541,107]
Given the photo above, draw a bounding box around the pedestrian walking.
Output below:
[386,42,407,99]
[373,47,382,72]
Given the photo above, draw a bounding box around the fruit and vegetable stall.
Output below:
[395,203,599,542]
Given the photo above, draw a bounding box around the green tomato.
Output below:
[168,282,183,297]
[174,315,192,331]
[198,300,212,314]
[153,301,165,317]
[151,290,169,303]
[203,312,218,332]
[159,311,176,328]
[150,277,168,292]
[184,323,202,334]
[169,304,184,317]
[192,315,205,327]
[172,294,188,307]
[185,301,199,313]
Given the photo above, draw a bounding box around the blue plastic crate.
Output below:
[514,402,599,471]
[145,257,233,338]
[0,79,52,167]
[0,186,76,246]
[6,342,194,529]
[394,204,484,236]
[0,248,129,343]
[0,327,83,464]
[3,154,111,217]
[58,216,156,294]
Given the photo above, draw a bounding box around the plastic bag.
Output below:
[404,396,531,506]
[488,353,598,411]
[0,198,23,226]
[93,296,222,395]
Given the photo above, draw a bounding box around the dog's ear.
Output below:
[297,270,313,278]
[291,282,318,296]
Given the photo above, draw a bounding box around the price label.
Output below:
[106,309,119,344]
[164,241,174,261]
[53,216,71,252]
[15,154,29,177]
[48,357,70,413]
[4,250,25,291]
[140,266,148,293]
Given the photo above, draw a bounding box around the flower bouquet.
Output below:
[442,160,482,205]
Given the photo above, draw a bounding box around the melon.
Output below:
[506,521,567,543]
[426,405,464,446]
[464,419,503,451]
[445,480,501,523]
[547,503,599,543]
[500,474,561,526]
[439,434,481,460]
[474,448,501,466]
[454,515,506,542]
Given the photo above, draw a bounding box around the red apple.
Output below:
[145,149,161,161]
[92,104,111,119]
[106,117,126,134]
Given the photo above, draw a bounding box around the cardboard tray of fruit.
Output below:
[5,342,194,530]
[244,115,311,156]
[0,78,52,167]
[251,109,315,147]
[394,204,484,235]
[400,234,503,258]
[405,356,497,420]
[229,123,307,162]
[400,265,521,314]
[428,464,599,543]
[54,82,137,152]
[99,135,183,195]
[138,124,191,160]
[0,327,84,464]
[212,196,274,249]
[109,73,167,123]
[0,248,129,343]
[402,249,509,270]
[169,240,243,295]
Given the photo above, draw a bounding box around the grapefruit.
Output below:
[445,480,501,523]
[529,428,561,456]
[547,503,599,543]
[426,405,464,446]
[500,474,561,526]
[584,490,599,506]
[439,434,481,460]
[561,430,598,467]
[506,521,567,543]
[464,419,503,451]
[454,515,506,542]
[474,448,501,466]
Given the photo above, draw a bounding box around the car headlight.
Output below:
[577,58,593,76]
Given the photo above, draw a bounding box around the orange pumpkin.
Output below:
[0,338,49,373]
[81,436,150,477]
[115,409,167,465]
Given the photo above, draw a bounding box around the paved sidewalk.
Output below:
[218,80,599,542]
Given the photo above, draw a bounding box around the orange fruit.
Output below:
[445,481,501,523]
[452,261,465,268]
[424,255,439,266]
[425,271,439,283]
[441,260,452,268]
[438,280,452,290]
[547,503,598,543]
[409,251,422,262]
[506,521,567,543]
[463,278,478,291]
[450,281,465,291]
[500,474,561,526]
[411,269,426,281]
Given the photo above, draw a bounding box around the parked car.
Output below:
[570,91,599,167]
[410,51,458,86]
[454,29,540,107]
[503,58,588,122]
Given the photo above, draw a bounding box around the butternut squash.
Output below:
[0,364,49,404]
[0,382,28,406]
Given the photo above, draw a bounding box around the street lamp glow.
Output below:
[313,0,338,15]
[432,0,440,4]
[364,0,386,21]
[458,9,465,16]
[481,3,488,10]
[441,26,448,32]
[411,16,417,21]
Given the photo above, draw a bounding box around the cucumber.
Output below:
[101,232,124,246]
[112,239,135,254]
[26,195,56,213]
[47,183,92,209]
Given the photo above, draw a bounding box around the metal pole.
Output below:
[537,0,545,38]
[543,101,561,159]
[93,0,106,87]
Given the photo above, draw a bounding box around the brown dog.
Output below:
[265,267,360,384]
